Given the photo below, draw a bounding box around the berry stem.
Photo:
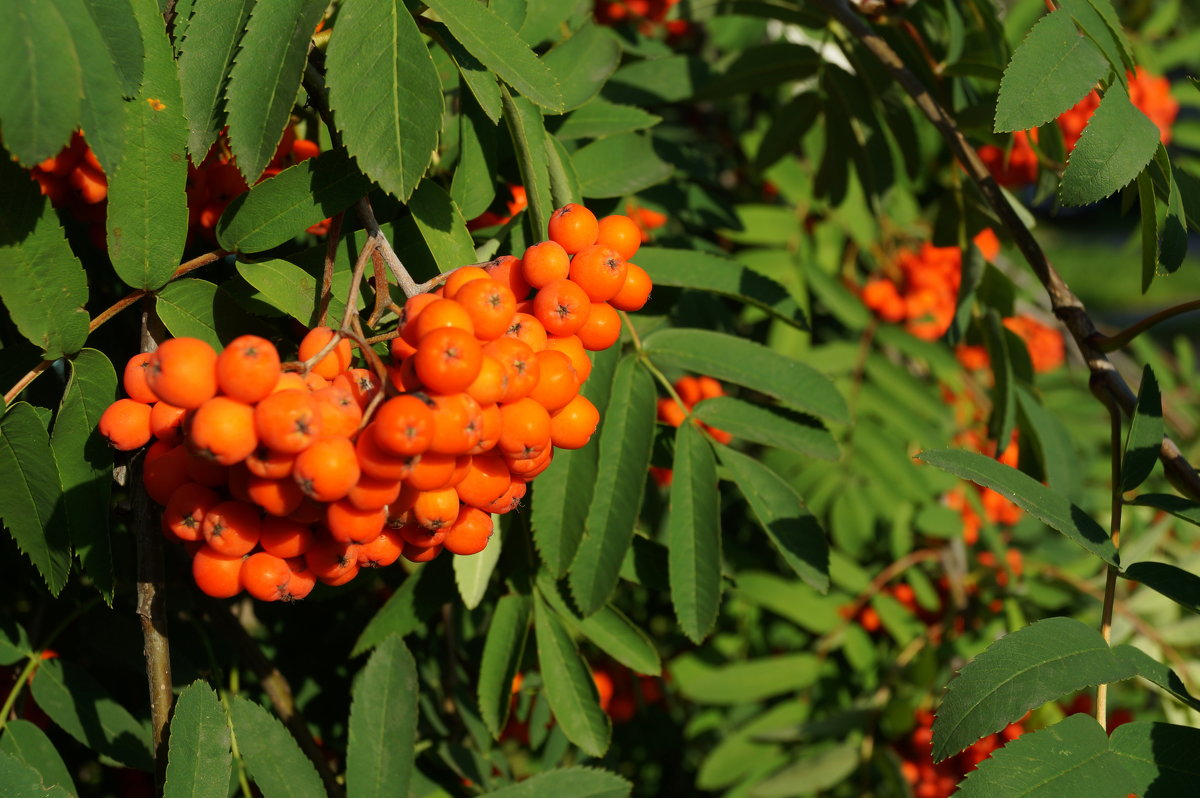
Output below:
[1093,299,1200,353]
[1096,389,1124,732]
[317,211,345,327]
[0,655,42,734]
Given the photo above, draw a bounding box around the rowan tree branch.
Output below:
[817,0,1200,500]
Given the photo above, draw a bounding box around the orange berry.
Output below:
[484,337,541,403]
[533,279,592,337]
[443,507,493,555]
[407,451,458,491]
[548,203,599,254]
[575,302,622,351]
[123,353,158,403]
[255,390,322,454]
[472,403,503,454]
[428,393,483,456]
[192,545,244,598]
[675,377,702,407]
[305,537,360,583]
[240,552,303,602]
[522,241,570,288]
[326,499,387,544]
[413,298,474,341]
[456,278,517,340]
[505,312,548,352]
[149,401,187,445]
[657,397,687,427]
[260,516,314,558]
[413,487,461,531]
[355,428,415,481]
[480,479,526,515]
[142,444,192,505]
[544,335,592,383]
[596,214,642,261]
[244,445,295,479]
[397,293,443,349]
[569,245,627,301]
[498,398,551,460]
[529,349,579,412]
[696,376,724,400]
[347,474,402,511]
[146,337,218,409]
[312,386,363,439]
[443,266,491,299]
[402,542,443,563]
[273,372,309,393]
[455,452,512,509]
[609,263,652,312]
[467,354,509,406]
[335,368,381,409]
[246,474,305,517]
[99,398,153,450]
[298,327,352,379]
[201,501,261,557]
[188,396,257,465]
[358,526,404,567]
[163,483,221,542]
[216,335,281,403]
[485,255,532,301]
[373,395,435,456]
[550,394,599,449]
[292,437,359,502]
[507,445,552,481]
[415,327,483,394]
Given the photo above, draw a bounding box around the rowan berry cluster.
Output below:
[97,203,653,602]
[980,67,1179,188]
[955,314,1065,375]
[651,375,732,486]
[897,709,1027,798]
[28,132,109,248]
[859,230,999,341]
[594,0,690,37]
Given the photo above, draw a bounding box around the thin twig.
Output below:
[367,247,392,327]
[317,212,344,327]
[1095,384,1123,731]
[816,0,1200,501]
[1095,299,1200,353]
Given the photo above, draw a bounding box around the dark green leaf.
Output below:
[917,449,1118,565]
[554,99,661,141]
[433,22,501,123]
[1059,0,1134,73]
[408,179,477,273]
[0,404,71,596]
[346,636,418,798]
[956,714,1137,798]
[1110,721,1200,797]
[668,422,722,643]
[224,0,327,183]
[502,88,553,242]
[670,652,820,705]
[1113,644,1200,713]
[0,720,76,796]
[163,682,232,798]
[0,1,81,165]
[326,0,443,201]
[50,350,116,602]
[1123,561,1200,614]
[994,9,1108,133]
[0,751,71,798]
[542,23,621,112]
[217,148,372,253]
[636,247,808,330]
[31,659,153,771]
[603,55,706,105]
[1129,493,1200,526]
[478,594,532,738]
[1017,386,1080,498]
[692,398,838,461]
[156,278,264,350]
[424,0,563,112]
[230,697,323,798]
[480,767,631,798]
[568,356,656,615]
[52,0,127,173]
[536,572,661,676]
[84,0,143,97]
[982,310,1015,452]
[177,0,253,161]
[755,92,821,171]
[451,94,498,219]
[533,596,610,757]
[699,43,819,100]
[0,167,89,359]
[1060,83,1160,207]
[1137,171,1159,292]
[531,444,598,577]
[932,618,1135,762]
[643,328,849,424]
[719,447,829,592]
[106,0,189,290]
[352,557,455,656]
[572,133,672,199]
[0,620,31,666]
[1122,365,1162,492]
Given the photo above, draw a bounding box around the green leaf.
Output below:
[451,94,498,219]
[643,328,849,424]
[216,148,372,252]
[0,751,71,798]
[177,0,253,161]
[0,166,89,359]
[994,9,1108,133]
[670,652,820,705]
[750,738,860,797]
[533,596,610,757]
[536,572,661,676]
[719,447,829,592]
[1129,493,1200,526]
[346,636,418,798]
[224,0,327,183]
[572,133,672,199]
[1059,0,1134,74]
[554,99,661,141]
[433,22,501,123]
[326,0,443,201]
[156,278,264,350]
[407,179,477,273]
[1017,385,1079,499]
[424,0,563,112]
[1122,365,1162,492]
[1137,171,1159,292]
[236,258,350,328]
[1060,83,1160,207]
[603,55,706,105]
[1123,561,1200,614]
[0,719,76,796]
[546,132,582,209]
[955,714,1137,798]
[1113,644,1200,713]
[916,449,1118,566]
[636,247,808,330]
[502,88,553,241]
[542,23,621,112]
[1110,721,1200,797]
[478,594,532,738]
[51,0,127,173]
[692,398,838,461]
[568,356,656,616]
[163,682,232,798]
[0,1,81,165]
[532,445,598,577]
[84,0,144,97]
[931,617,1135,762]
[50,350,117,602]
[351,556,455,656]
[230,696,323,798]
[699,43,820,100]
[480,767,631,798]
[755,92,821,171]
[0,620,32,666]
[982,310,1015,452]
[31,659,153,771]
[454,522,502,609]
[0,404,71,596]
[668,422,722,643]
[107,0,189,291]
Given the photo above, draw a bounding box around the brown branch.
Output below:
[1095,384,1123,730]
[817,0,1200,501]
[1095,299,1200,353]
[317,212,344,327]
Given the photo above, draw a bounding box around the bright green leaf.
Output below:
[668,422,722,643]
[0,751,71,798]
[156,278,267,349]
[670,652,820,705]
[454,523,502,609]
[692,398,838,461]
[478,594,532,738]
[407,179,478,273]
[1060,83,1160,207]
[572,133,672,199]
[503,88,553,241]
[0,720,76,797]
[51,0,127,173]
[1110,721,1200,797]
[533,596,610,757]
[346,636,418,798]
[1121,365,1162,492]
[542,23,621,112]
[480,767,631,798]
[554,98,660,141]
[163,682,232,798]
[177,0,253,162]
[230,696,323,798]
